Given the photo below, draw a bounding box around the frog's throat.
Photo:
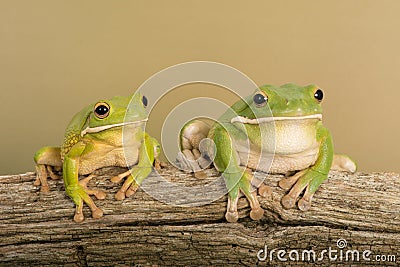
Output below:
[230,114,322,124]
[80,118,148,136]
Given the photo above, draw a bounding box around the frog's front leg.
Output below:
[112,134,159,200]
[63,142,106,222]
[34,146,62,192]
[280,126,334,211]
[213,127,264,223]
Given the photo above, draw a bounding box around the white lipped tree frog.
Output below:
[177,84,356,222]
[34,94,160,222]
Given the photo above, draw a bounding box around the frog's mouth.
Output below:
[230,114,322,124]
[80,118,148,136]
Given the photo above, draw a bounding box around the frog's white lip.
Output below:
[231,114,322,124]
[80,118,148,136]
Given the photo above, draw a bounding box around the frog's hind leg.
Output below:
[34,146,62,192]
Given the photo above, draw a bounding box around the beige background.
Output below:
[1,0,399,175]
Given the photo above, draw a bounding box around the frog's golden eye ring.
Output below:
[314,89,324,102]
[253,92,268,107]
[142,95,148,107]
[94,102,110,119]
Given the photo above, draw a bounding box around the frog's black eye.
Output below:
[253,92,268,107]
[314,89,324,102]
[94,102,110,119]
[142,95,148,107]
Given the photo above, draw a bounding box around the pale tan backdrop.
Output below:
[1,0,399,175]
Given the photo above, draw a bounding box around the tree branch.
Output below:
[1,166,399,266]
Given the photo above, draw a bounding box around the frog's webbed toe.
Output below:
[278,169,306,191]
[111,169,131,184]
[34,165,50,193]
[249,191,264,220]
[67,184,104,223]
[280,168,326,210]
[112,170,133,200]
[257,183,272,198]
[281,193,298,209]
[79,174,106,200]
[73,196,103,223]
[113,166,153,200]
[298,195,312,211]
[47,166,60,180]
[225,193,240,223]
[68,174,106,223]
[225,172,265,222]
[125,183,139,198]
[154,158,167,171]
[112,169,140,200]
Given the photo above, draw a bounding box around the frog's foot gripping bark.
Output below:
[225,171,264,223]
[279,154,357,211]
[279,168,327,211]
[111,167,152,201]
[33,146,62,193]
[34,165,62,192]
[67,174,106,223]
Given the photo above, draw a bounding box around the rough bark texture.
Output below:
[0,165,399,266]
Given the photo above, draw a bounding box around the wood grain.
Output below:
[0,166,399,266]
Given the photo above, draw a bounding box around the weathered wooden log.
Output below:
[0,165,399,266]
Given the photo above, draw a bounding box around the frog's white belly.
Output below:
[78,141,140,175]
[234,120,320,173]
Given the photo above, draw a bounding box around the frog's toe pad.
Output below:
[225,211,239,223]
[111,176,123,184]
[94,191,106,200]
[250,207,264,221]
[33,178,41,186]
[92,208,103,219]
[298,198,312,211]
[74,213,85,223]
[126,185,139,198]
[115,191,126,201]
[258,184,272,198]
[279,178,295,190]
[281,194,297,209]
[40,185,50,193]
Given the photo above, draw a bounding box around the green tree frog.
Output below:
[34,94,160,222]
[178,84,356,223]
